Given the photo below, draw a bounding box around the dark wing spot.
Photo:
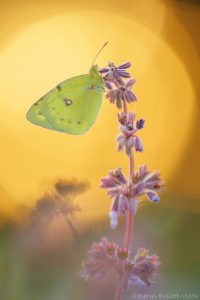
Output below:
[52,107,55,110]
[68,120,71,124]
[38,112,42,115]
[33,97,43,106]
[77,121,81,125]
[64,98,72,106]
[60,118,64,121]
[56,85,62,91]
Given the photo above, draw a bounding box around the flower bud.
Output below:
[117,247,129,260]
[106,243,117,256]
[109,211,118,229]
[135,136,143,152]
[147,192,160,203]
[136,119,145,130]
[104,80,113,90]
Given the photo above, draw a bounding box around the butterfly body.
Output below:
[26,65,104,135]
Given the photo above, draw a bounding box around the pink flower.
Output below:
[133,165,165,203]
[80,238,119,280]
[99,62,132,83]
[80,239,160,289]
[100,167,127,189]
[106,79,137,109]
[101,166,164,228]
[123,248,160,289]
[100,168,139,228]
[99,61,137,108]
[101,168,129,228]
[117,112,144,157]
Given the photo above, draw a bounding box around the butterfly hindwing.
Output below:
[26,68,104,135]
[26,94,55,130]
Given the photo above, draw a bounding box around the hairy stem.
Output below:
[114,276,124,300]
[124,151,134,248]
[129,151,134,181]
[124,210,134,249]
[123,99,128,114]
[114,101,135,300]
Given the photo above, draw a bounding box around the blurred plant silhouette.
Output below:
[17,178,89,259]
[35,179,89,236]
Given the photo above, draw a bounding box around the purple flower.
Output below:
[101,165,164,228]
[101,168,139,228]
[99,61,137,108]
[136,119,145,130]
[106,79,137,109]
[117,125,136,156]
[104,80,113,90]
[101,167,130,228]
[132,165,165,203]
[117,113,143,156]
[80,239,160,289]
[123,248,160,289]
[135,136,143,152]
[133,165,149,182]
[101,167,127,189]
[118,111,136,126]
[99,62,131,83]
[80,238,119,280]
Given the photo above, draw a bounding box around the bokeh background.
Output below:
[0,0,200,299]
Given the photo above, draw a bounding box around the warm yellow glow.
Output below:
[0,1,198,220]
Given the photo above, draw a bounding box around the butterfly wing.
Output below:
[26,72,104,135]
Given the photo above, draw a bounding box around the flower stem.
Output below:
[114,276,124,300]
[114,101,135,300]
[124,210,134,249]
[123,99,128,114]
[124,150,134,249]
[129,151,134,181]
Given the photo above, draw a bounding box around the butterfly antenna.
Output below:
[92,42,108,66]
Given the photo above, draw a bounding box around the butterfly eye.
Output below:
[64,98,72,106]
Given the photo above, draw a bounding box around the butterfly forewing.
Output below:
[26,72,104,135]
